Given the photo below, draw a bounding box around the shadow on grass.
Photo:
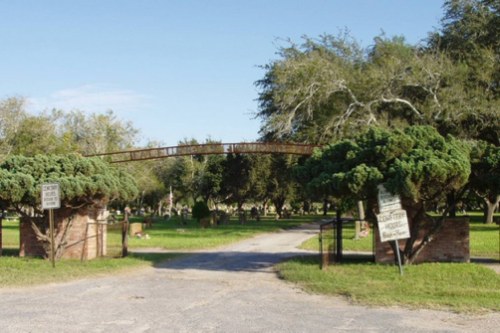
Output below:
[1,248,19,256]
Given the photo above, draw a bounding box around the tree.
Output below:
[297,126,470,264]
[268,155,298,217]
[469,141,500,223]
[221,153,252,210]
[57,109,138,155]
[0,154,138,257]
[248,154,273,214]
[0,97,27,160]
[191,201,210,223]
[255,34,460,144]
[198,154,225,206]
[257,20,499,146]
[10,114,66,156]
[428,0,499,62]
[427,0,499,145]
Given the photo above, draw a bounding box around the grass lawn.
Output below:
[107,214,314,252]
[281,211,499,313]
[0,214,316,287]
[277,256,500,312]
[0,252,177,288]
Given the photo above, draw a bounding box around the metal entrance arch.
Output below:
[86,142,320,163]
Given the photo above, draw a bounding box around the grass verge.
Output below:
[277,255,500,313]
[0,252,177,288]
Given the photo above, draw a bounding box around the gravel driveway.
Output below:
[0,223,498,333]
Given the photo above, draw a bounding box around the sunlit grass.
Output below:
[277,255,500,312]
[0,252,176,287]
[113,214,315,250]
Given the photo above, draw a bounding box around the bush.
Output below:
[192,201,210,222]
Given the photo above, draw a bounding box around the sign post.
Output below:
[376,185,410,276]
[41,183,60,268]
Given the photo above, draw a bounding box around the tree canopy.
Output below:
[0,154,138,215]
[256,1,499,145]
[468,141,500,223]
[297,126,470,263]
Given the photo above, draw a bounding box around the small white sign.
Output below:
[376,209,410,242]
[41,183,60,210]
[377,184,401,212]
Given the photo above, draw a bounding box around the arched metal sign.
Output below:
[86,142,319,163]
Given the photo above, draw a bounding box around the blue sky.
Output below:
[0,0,445,146]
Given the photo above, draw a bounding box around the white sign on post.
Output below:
[376,185,410,242]
[41,183,60,210]
[376,209,410,242]
[377,184,402,212]
[376,184,410,276]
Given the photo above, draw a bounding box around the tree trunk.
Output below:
[447,192,457,218]
[484,195,500,224]
[158,200,163,216]
[322,198,329,216]
[262,200,268,217]
[273,198,285,218]
[355,200,365,240]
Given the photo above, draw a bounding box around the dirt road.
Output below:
[0,223,498,332]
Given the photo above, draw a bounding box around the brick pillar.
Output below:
[375,217,469,264]
[20,207,110,260]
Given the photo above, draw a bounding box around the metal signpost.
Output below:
[41,183,60,268]
[376,185,410,275]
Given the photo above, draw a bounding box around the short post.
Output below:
[335,210,342,262]
[122,207,130,257]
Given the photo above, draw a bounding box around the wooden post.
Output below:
[80,224,89,262]
[122,208,130,257]
[336,209,342,263]
[0,216,3,256]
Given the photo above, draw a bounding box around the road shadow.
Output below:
[150,250,317,273]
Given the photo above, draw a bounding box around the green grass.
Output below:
[112,214,313,250]
[0,251,177,287]
[467,212,499,258]
[277,255,500,312]
[0,214,317,287]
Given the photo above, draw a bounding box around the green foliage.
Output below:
[0,154,138,211]
[57,109,138,155]
[469,141,500,196]
[191,201,210,222]
[198,154,225,203]
[468,141,500,223]
[300,126,470,203]
[221,154,252,209]
[257,5,499,145]
[298,126,471,263]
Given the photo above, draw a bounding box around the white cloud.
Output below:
[27,84,151,115]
